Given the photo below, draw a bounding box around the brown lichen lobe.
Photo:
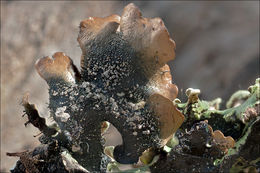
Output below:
[148,94,184,145]
[120,3,176,66]
[35,52,80,83]
[78,14,120,55]
[212,130,235,154]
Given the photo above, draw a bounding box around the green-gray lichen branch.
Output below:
[7,3,259,173]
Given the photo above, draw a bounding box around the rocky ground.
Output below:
[1,1,259,172]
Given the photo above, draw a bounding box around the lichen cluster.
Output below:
[8,3,259,173]
[9,3,184,173]
[150,78,260,173]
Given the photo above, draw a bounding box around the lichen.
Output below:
[223,78,260,124]
[11,3,184,172]
[8,2,259,172]
[156,79,259,172]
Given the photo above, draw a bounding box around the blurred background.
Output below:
[1,1,259,172]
